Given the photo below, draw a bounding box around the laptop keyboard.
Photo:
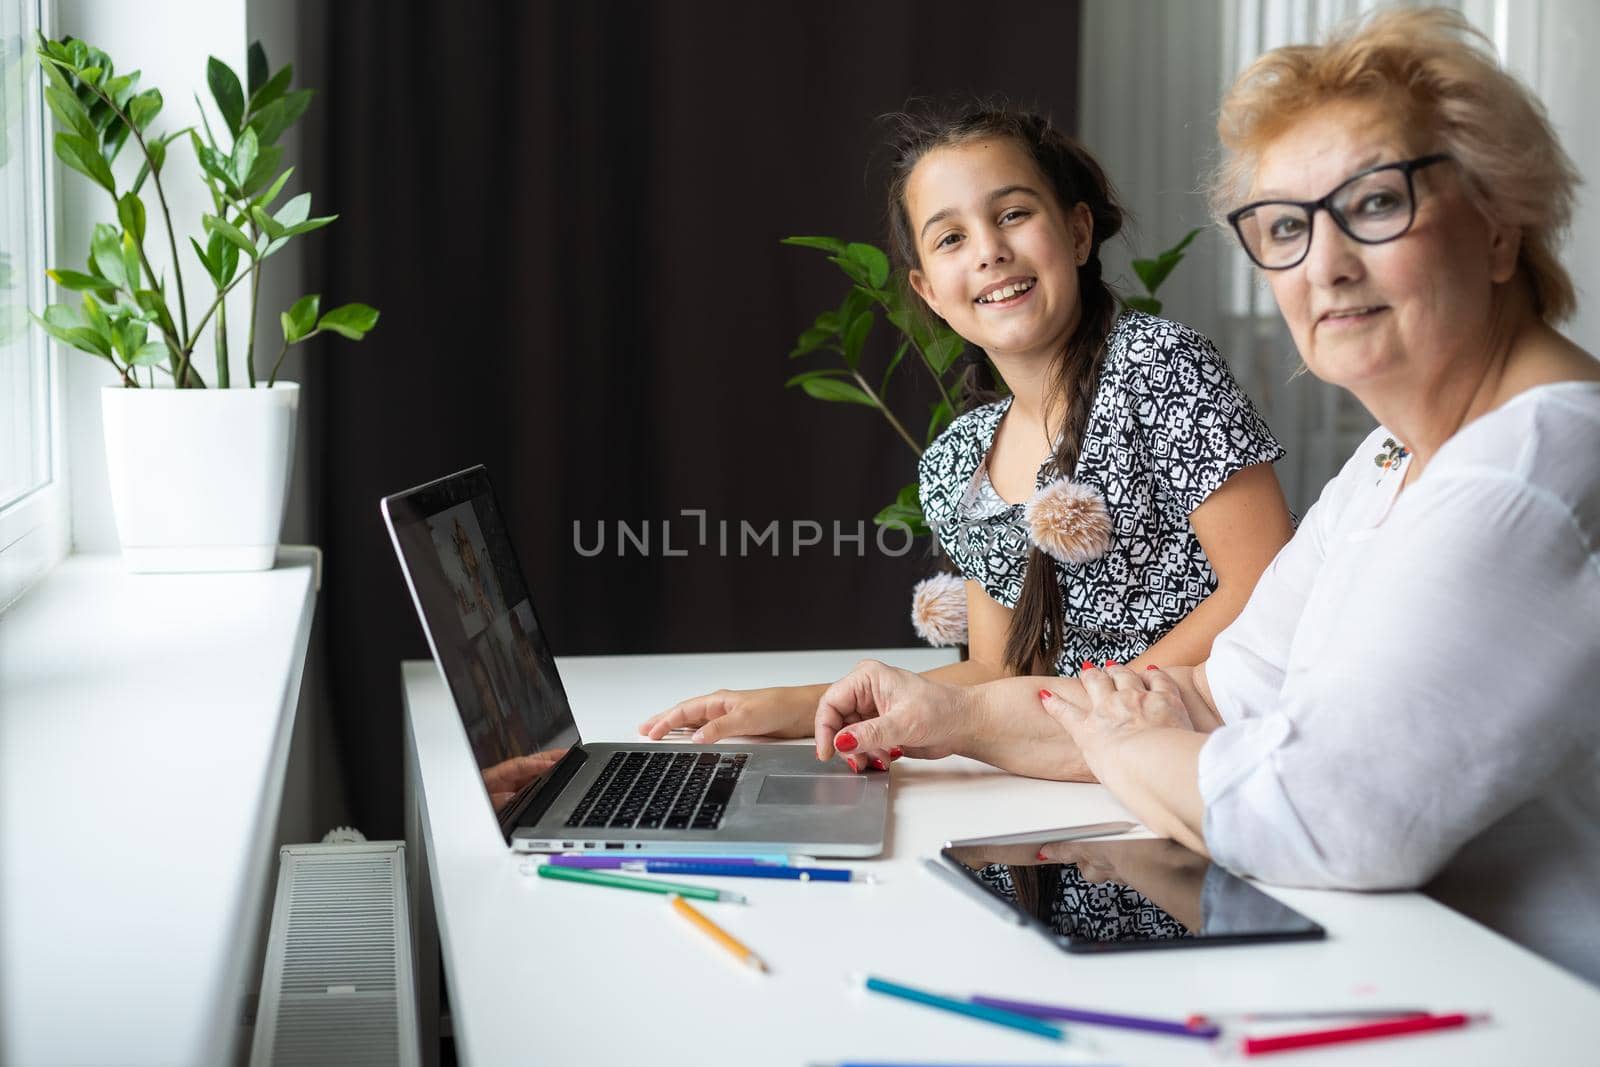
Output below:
[564,751,749,832]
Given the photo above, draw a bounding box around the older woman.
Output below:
[811,8,1600,981]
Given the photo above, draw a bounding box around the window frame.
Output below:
[0,0,68,613]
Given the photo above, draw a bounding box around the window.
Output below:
[0,0,66,610]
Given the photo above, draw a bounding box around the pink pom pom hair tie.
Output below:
[1024,477,1113,564]
[910,571,968,647]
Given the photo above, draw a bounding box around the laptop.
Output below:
[381,465,889,856]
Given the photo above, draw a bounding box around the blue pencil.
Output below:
[622,860,860,882]
[860,976,1066,1041]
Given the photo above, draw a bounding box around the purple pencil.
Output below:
[970,994,1221,1040]
[548,854,778,870]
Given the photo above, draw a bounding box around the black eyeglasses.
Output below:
[1227,153,1452,270]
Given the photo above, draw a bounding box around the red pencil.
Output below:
[1240,1012,1488,1056]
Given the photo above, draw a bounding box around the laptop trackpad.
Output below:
[756,775,866,806]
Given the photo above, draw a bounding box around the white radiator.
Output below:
[250,842,421,1066]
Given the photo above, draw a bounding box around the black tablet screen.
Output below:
[940,835,1324,952]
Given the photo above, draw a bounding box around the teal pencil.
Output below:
[861,976,1065,1041]
[536,862,746,903]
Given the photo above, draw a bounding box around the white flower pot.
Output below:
[101,382,300,572]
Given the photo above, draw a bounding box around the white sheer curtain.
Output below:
[1079,0,1598,513]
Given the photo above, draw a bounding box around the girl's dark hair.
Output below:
[885,100,1126,676]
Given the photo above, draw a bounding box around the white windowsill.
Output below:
[0,548,319,1067]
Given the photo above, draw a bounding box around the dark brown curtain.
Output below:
[299,0,1082,837]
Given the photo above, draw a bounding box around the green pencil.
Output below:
[535,861,747,903]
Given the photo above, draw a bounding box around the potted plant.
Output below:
[29,36,377,572]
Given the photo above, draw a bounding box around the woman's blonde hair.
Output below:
[1208,6,1580,322]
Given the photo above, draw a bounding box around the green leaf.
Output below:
[926,398,954,443]
[127,88,162,131]
[204,213,259,260]
[42,303,83,329]
[316,302,379,340]
[207,56,245,136]
[283,294,319,341]
[840,309,873,370]
[45,84,96,140]
[896,482,920,508]
[783,368,851,388]
[924,330,966,375]
[1122,294,1162,315]
[825,253,871,287]
[230,126,259,188]
[189,236,215,281]
[240,144,282,196]
[132,128,189,196]
[1162,226,1202,260]
[191,130,240,196]
[128,341,168,367]
[788,324,835,359]
[47,268,115,291]
[54,132,116,193]
[872,493,929,539]
[800,377,875,407]
[247,88,311,146]
[134,289,178,340]
[117,193,146,243]
[273,191,311,228]
[30,309,112,359]
[879,339,909,396]
[248,62,292,116]
[813,310,841,333]
[252,166,294,208]
[282,214,336,237]
[843,242,891,289]
[103,71,138,110]
[251,205,286,241]
[120,231,142,290]
[101,115,132,166]
[779,235,847,254]
[91,224,130,290]
[247,41,269,97]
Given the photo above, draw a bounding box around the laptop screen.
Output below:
[383,467,581,819]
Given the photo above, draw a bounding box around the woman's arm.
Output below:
[1130,463,1293,668]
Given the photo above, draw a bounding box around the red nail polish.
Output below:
[1038,689,1053,701]
[1036,849,1049,861]
[1080,659,1095,670]
[845,757,858,772]
[889,747,904,759]
[870,757,886,771]
[1104,660,1119,668]
[835,732,858,752]
[1145,665,1160,671]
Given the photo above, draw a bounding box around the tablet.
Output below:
[938,832,1325,953]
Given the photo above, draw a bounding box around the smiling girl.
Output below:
[640,104,1294,767]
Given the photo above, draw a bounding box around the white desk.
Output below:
[403,649,1600,1066]
[0,552,318,1067]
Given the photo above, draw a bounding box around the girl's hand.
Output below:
[638,686,818,743]
[1040,664,1194,770]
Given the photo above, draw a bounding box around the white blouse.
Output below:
[1199,382,1600,983]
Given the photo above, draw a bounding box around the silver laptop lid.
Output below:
[382,466,582,834]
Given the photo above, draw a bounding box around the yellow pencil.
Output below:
[669,893,769,974]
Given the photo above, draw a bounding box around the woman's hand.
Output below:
[637,685,822,743]
[1038,665,1210,853]
[814,660,975,768]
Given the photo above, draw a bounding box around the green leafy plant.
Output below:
[29,35,377,388]
[783,227,1203,536]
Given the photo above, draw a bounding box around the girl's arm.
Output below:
[1129,463,1293,669]
[637,580,1012,744]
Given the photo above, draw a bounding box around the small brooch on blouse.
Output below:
[1373,437,1410,483]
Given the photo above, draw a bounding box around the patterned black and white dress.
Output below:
[918,311,1283,675]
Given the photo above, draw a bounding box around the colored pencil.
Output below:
[1187,1008,1428,1027]
[669,894,768,973]
[622,860,860,882]
[534,861,745,902]
[553,853,813,867]
[971,994,1218,1039]
[859,976,1065,1041]
[1239,1012,1487,1056]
